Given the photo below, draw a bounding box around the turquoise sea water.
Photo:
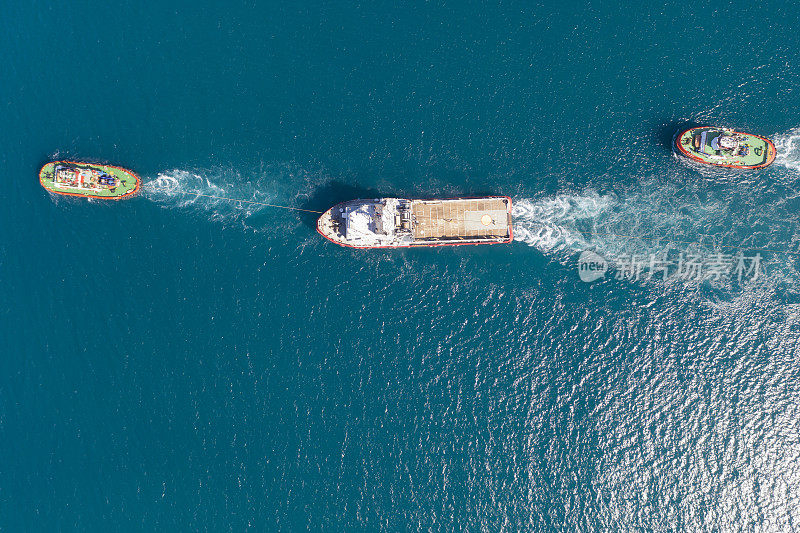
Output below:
[3,1,800,530]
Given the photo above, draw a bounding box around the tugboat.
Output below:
[39,161,140,200]
[317,197,513,249]
[675,127,776,169]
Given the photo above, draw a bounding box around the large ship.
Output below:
[39,161,140,200]
[317,196,513,248]
[675,126,776,169]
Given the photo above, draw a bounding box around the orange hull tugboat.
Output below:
[39,161,140,200]
[676,127,776,169]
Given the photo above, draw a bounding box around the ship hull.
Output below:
[39,161,141,200]
[675,127,776,169]
[317,196,513,249]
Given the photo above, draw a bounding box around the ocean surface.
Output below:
[2,1,800,530]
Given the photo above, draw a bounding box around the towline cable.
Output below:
[155,187,323,214]
[152,186,799,256]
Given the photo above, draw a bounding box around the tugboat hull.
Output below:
[39,161,140,200]
[675,127,776,169]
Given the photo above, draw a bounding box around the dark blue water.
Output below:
[3,1,800,530]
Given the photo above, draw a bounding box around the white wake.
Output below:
[141,166,316,231]
[511,193,614,252]
[773,128,800,172]
[511,179,800,290]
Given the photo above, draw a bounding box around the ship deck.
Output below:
[411,198,510,241]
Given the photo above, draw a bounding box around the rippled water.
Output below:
[3,1,800,531]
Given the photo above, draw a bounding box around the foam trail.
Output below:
[512,179,800,291]
[143,168,287,230]
[512,193,614,252]
[774,128,800,172]
[514,181,746,261]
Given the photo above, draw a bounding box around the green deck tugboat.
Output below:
[39,161,140,200]
[676,127,776,169]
